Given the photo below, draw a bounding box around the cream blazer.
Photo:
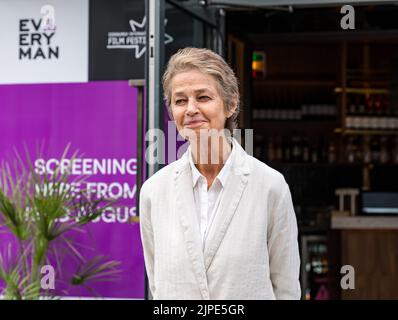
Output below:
[139,138,301,300]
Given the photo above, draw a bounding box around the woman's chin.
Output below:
[184,124,212,137]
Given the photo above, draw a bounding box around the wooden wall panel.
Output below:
[340,230,398,299]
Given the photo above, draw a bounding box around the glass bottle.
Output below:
[371,136,381,164]
[267,136,275,162]
[328,140,336,164]
[380,136,389,164]
[275,135,283,162]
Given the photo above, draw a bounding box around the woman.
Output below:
[139,47,301,300]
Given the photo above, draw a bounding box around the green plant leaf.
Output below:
[71,255,121,286]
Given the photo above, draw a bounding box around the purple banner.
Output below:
[0,81,144,298]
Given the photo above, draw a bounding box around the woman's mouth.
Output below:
[184,120,207,128]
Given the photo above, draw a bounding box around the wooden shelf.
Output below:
[334,87,390,94]
[253,119,337,123]
[268,161,397,167]
[253,120,338,134]
[253,78,337,87]
[334,128,398,135]
[348,80,390,88]
[331,216,398,230]
[253,120,338,136]
[347,75,389,82]
[346,69,390,77]
[269,162,361,167]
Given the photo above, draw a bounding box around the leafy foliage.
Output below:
[0,144,121,299]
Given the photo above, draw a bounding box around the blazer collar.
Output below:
[187,138,236,188]
[174,137,252,178]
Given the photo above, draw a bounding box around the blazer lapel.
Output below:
[203,139,252,271]
[174,153,209,298]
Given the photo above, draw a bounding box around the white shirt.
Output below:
[188,141,235,247]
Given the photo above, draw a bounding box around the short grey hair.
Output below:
[162,47,240,133]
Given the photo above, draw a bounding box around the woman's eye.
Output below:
[175,99,186,105]
[198,96,210,101]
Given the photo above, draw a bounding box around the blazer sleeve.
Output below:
[139,182,156,298]
[267,183,301,300]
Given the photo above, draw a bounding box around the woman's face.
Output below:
[169,69,233,140]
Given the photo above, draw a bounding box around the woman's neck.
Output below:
[190,135,232,179]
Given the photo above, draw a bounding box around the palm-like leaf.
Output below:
[0,243,41,300]
[2,270,41,300]
[71,255,121,286]
[0,163,31,241]
[0,144,122,299]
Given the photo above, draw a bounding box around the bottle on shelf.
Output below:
[354,136,363,163]
[278,91,285,121]
[380,136,390,164]
[370,136,381,164]
[279,91,287,121]
[338,135,398,165]
[346,136,356,163]
[311,139,319,164]
[358,95,365,115]
[275,135,283,162]
[267,136,275,162]
[301,97,309,120]
[309,243,329,300]
[345,92,398,131]
[328,140,336,164]
[381,95,391,116]
[253,108,258,120]
[303,138,310,163]
[294,98,302,120]
[291,134,302,162]
[318,136,328,163]
[287,93,294,120]
[255,134,264,160]
[374,94,382,116]
[362,136,372,164]
[348,96,357,115]
[283,136,291,162]
[365,94,374,116]
[392,137,398,164]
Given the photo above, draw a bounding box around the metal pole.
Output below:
[146,0,165,179]
[145,0,165,300]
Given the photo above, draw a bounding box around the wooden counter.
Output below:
[331,216,398,230]
[330,215,398,299]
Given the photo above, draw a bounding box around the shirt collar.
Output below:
[188,139,235,188]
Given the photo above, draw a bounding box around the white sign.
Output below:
[0,0,89,84]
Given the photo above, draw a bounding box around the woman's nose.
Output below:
[186,99,199,115]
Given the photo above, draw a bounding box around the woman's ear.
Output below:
[167,105,175,120]
[226,98,238,118]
